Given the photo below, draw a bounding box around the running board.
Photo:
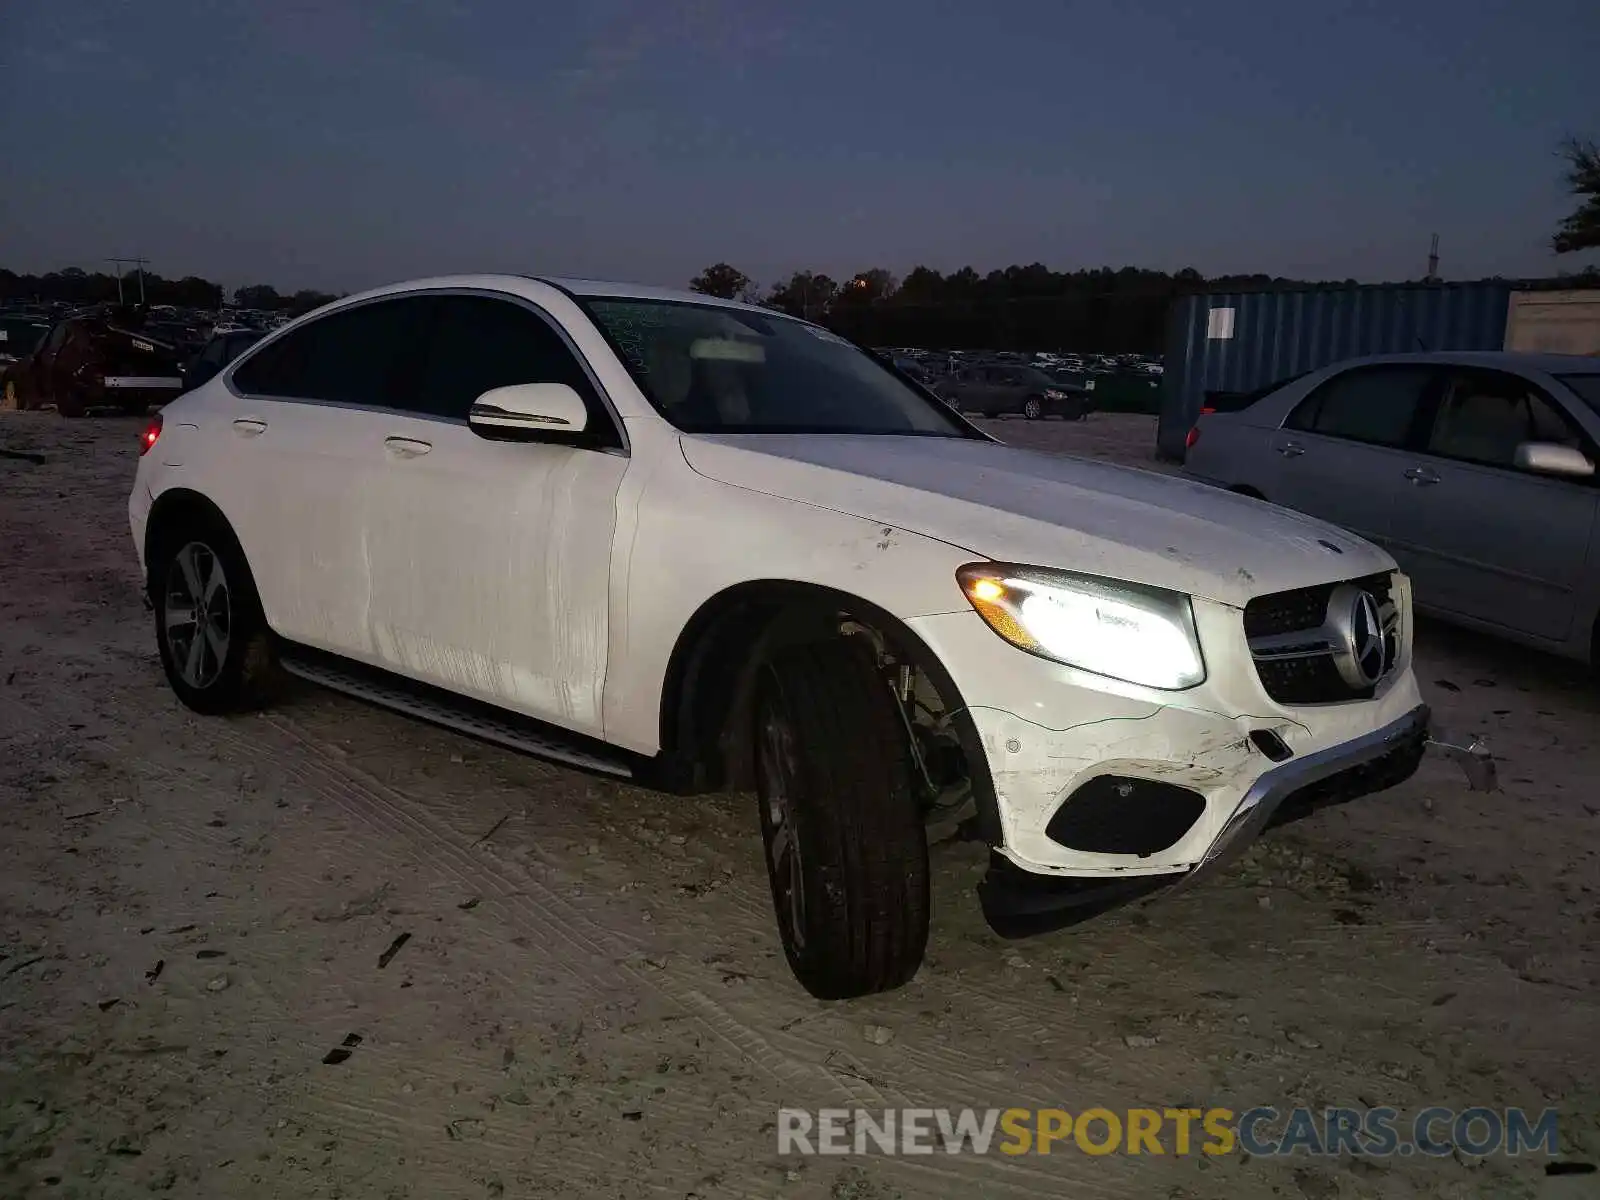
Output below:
[278,649,634,779]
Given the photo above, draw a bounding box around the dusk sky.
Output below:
[2,0,1596,294]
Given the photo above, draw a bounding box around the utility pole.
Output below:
[1425,234,1439,282]
[105,256,150,304]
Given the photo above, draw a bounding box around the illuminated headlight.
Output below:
[1043,388,1065,399]
[957,563,1205,689]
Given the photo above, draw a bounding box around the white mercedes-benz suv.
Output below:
[129,276,1430,998]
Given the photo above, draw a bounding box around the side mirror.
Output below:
[468,382,588,441]
[1514,441,1595,479]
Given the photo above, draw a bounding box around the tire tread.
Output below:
[760,639,929,998]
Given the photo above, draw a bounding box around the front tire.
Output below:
[754,640,930,999]
[150,519,278,714]
[1023,396,1043,420]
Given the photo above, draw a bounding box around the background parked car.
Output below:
[2,306,188,416]
[0,317,51,407]
[182,329,264,391]
[1184,351,1600,665]
[940,363,1089,419]
[0,315,50,366]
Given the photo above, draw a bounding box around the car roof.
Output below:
[326,273,785,320]
[1332,350,1600,375]
[534,276,774,314]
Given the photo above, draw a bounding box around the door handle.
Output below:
[1403,466,1440,486]
[232,417,268,437]
[1276,441,1305,458]
[384,435,432,459]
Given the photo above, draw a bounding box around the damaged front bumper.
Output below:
[978,704,1432,934]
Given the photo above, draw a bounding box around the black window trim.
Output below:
[224,287,630,455]
[1412,364,1600,484]
[1280,362,1442,451]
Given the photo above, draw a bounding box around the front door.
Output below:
[1389,366,1599,640]
[1265,363,1440,550]
[361,293,628,739]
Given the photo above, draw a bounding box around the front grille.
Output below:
[1255,652,1371,705]
[1244,572,1392,640]
[1245,572,1398,705]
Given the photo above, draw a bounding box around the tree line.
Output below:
[0,267,340,316]
[690,138,1600,353]
[689,262,1366,353]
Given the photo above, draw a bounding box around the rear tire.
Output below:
[754,639,930,999]
[56,390,86,418]
[150,516,279,715]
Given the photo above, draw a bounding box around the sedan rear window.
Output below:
[1285,365,1435,447]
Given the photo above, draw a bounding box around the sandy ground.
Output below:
[1,410,1597,1200]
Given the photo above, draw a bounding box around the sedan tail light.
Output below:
[1185,425,1200,450]
[140,411,163,456]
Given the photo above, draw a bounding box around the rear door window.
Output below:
[1285,365,1437,448]
[231,297,428,407]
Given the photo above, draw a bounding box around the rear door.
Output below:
[1391,366,1599,638]
[360,292,628,736]
[1265,364,1440,548]
[218,296,431,656]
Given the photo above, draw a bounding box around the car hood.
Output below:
[678,434,1394,607]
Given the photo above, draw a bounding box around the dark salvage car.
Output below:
[1,307,188,417]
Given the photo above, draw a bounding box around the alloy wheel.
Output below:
[163,541,231,689]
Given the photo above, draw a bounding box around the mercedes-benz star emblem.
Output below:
[1326,584,1390,689]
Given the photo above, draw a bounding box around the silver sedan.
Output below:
[1183,351,1600,666]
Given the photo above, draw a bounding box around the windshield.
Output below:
[581,297,971,436]
[1557,373,1600,419]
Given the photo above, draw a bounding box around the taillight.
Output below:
[1199,406,1216,416]
[1185,425,1200,450]
[140,412,163,456]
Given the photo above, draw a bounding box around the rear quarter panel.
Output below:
[1184,414,1278,494]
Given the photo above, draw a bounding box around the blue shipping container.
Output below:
[1157,283,1512,459]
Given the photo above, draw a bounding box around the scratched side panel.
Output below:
[358,416,626,739]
